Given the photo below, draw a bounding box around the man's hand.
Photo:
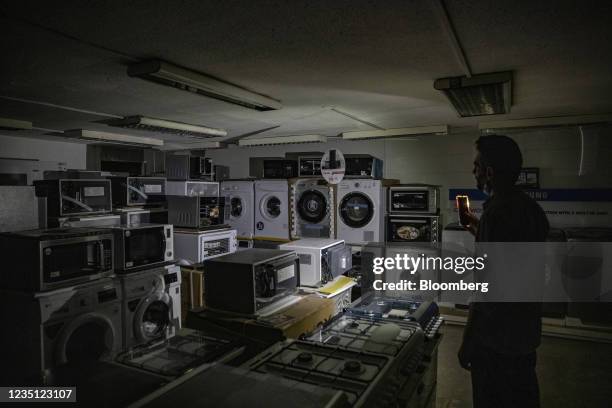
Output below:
[462,211,479,237]
[458,339,474,371]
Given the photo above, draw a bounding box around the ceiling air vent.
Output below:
[128,60,282,111]
[434,71,512,117]
[106,116,227,138]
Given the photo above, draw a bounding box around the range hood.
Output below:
[434,71,512,117]
[128,60,282,111]
[106,116,227,138]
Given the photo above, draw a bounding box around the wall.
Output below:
[0,134,87,182]
[207,125,612,224]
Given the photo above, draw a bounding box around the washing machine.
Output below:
[336,178,385,244]
[254,179,290,240]
[0,278,123,384]
[563,227,612,326]
[291,178,335,239]
[120,264,182,350]
[220,180,255,238]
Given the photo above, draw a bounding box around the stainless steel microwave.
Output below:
[111,224,174,272]
[388,185,439,215]
[0,228,114,292]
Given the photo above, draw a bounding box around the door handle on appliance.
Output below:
[98,241,105,269]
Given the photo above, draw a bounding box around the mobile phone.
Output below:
[456,195,470,226]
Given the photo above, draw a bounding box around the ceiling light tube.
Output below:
[0,117,33,130]
[106,115,227,138]
[342,125,448,140]
[479,114,612,131]
[62,129,164,147]
[128,60,282,111]
[238,134,327,147]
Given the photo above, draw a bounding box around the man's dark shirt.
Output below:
[468,186,550,355]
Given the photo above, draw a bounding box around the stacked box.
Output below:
[180,265,205,323]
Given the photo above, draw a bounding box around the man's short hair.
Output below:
[475,134,523,185]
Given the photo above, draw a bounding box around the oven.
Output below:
[112,224,174,272]
[0,229,114,292]
[388,185,439,215]
[387,215,440,243]
[110,176,167,207]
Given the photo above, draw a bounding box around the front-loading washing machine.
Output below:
[0,278,123,384]
[254,179,290,240]
[291,178,335,239]
[120,264,182,350]
[220,180,255,238]
[336,178,384,244]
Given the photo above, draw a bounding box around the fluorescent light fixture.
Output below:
[61,129,164,147]
[181,141,227,149]
[238,134,327,147]
[434,71,512,117]
[479,114,612,131]
[128,60,282,111]
[0,117,33,131]
[342,125,448,140]
[105,115,227,138]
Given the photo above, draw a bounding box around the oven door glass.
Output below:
[387,218,432,242]
[124,227,165,268]
[391,191,429,212]
[42,238,112,284]
[60,180,111,215]
[127,178,166,205]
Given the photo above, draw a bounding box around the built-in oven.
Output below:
[387,215,440,243]
[111,224,174,272]
[0,228,114,292]
[298,156,322,177]
[110,176,167,207]
[388,185,439,215]
[263,159,298,179]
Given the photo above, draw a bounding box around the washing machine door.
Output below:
[260,193,283,220]
[54,313,117,365]
[229,196,244,219]
[133,293,171,343]
[339,192,374,228]
[297,189,327,223]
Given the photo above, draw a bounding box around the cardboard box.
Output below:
[186,294,336,342]
[180,265,205,323]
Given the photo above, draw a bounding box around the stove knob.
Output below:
[296,352,313,364]
[344,360,362,373]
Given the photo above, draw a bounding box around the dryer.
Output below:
[336,178,384,244]
[291,178,335,239]
[120,264,182,350]
[221,180,255,238]
[0,278,123,384]
[254,179,290,240]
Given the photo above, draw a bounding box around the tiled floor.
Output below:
[436,324,612,408]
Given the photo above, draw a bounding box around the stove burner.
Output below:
[296,352,314,364]
[349,321,360,328]
[344,360,363,374]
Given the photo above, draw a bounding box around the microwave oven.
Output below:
[298,156,322,177]
[34,179,112,217]
[110,224,174,272]
[0,228,114,292]
[166,155,213,180]
[344,154,383,179]
[110,177,167,207]
[167,196,226,229]
[174,228,238,264]
[386,215,440,243]
[117,207,168,227]
[166,181,219,197]
[204,249,299,315]
[263,159,298,179]
[388,185,439,215]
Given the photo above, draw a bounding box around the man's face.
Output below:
[472,150,489,193]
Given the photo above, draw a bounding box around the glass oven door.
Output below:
[42,237,113,286]
[387,217,433,243]
[123,227,166,269]
[390,190,429,213]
